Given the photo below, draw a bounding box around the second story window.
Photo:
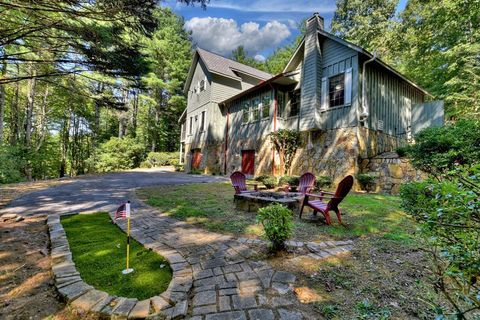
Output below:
[329,73,345,107]
[262,96,270,118]
[199,80,206,92]
[252,98,260,121]
[242,101,250,124]
[200,111,206,131]
[289,89,300,117]
[277,91,286,118]
[189,116,193,135]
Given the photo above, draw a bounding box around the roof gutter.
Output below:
[361,53,376,121]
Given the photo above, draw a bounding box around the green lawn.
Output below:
[137,182,413,243]
[61,213,172,300]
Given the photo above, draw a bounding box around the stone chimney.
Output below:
[299,13,324,130]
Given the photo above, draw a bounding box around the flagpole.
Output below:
[122,201,134,275]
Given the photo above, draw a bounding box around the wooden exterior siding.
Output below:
[363,62,424,138]
[318,38,359,130]
[227,87,274,142]
[187,59,211,113]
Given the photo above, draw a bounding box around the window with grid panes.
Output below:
[242,101,250,123]
[262,95,271,118]
[329,73,345,107]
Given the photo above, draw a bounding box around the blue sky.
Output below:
[163,0,408,61]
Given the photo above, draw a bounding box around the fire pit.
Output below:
[234,191,304,212]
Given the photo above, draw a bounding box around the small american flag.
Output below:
[115,202,130,220]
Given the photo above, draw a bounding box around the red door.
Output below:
[191,149,202,169]
[241,150,255,175]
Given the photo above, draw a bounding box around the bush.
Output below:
[407,120,480,177]
[254,175,270,182]
[279,175,300,186]
[173,164,184,172]
[256,203,294,251]
[356,173,376,192]
[395,146,408,157]
[316,176,333,190]
[146,152,178,167]
[93,137,145,172]
[0,146,26,184]
[261,176,278,189]
[400,178,480,316]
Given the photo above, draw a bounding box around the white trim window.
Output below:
[200,111,206,131]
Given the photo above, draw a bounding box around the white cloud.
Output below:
[185,17,291,56]
[254,54,266,62]
[208,0,336,13]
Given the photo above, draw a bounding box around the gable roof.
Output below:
[283,29,432,97]
[183,48,272,93]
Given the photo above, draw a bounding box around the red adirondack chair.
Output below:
[230,171,258,194]
[284,172,316,194]
[299,175,354,225]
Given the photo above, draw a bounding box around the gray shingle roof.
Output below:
[197,48,272,81]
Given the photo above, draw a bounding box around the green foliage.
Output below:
[395,146,408,158]
[256,204,294,251]
[231,46,268,72]
[406,120,480,177]
[355,299,391,319]
[92,137,145,172]
[400,178,480,316]
[173,164,184,172]
[269,129,301,175]
[62,213,172,299]
[146,152,178,167]
[316,176,333,190]
[254,175,270,182]
[0,146,26,184]
[279,175,300,186]
[261,176,278,189]
[331,0,397,55]
[356,173,376,192]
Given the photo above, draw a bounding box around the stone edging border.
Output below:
[47,213,192,319]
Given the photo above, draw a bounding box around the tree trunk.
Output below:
[131,90,138,138]
[35,85,49,152]
[0,61,6,145]
[59,114,70,178]
[25,63,36,147]
[9,64,20,145]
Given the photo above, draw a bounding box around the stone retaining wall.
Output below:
[359,152,425,194]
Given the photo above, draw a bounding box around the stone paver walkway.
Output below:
[109,201,353,319]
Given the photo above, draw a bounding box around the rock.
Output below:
[15,216,24,222]
[294,287,322,303]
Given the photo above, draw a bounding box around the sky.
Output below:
[163,0,408,62]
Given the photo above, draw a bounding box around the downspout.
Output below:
[224,104,229,175]
[268,83,277,176]
[361,53,376,121]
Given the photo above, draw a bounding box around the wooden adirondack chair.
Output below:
[299,175,354,225]
[230,171,258,194]
[284,172,316,194]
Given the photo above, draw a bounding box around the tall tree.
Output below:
[330,0,397,56]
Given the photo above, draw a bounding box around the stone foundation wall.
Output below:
[357,127,407,159]
[184,141,224,174]
[359,152,425,194]
[226,136,274,176]
[290,128,359,185]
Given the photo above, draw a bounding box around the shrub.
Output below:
[173,164,184,172]
[261,176,278,189]
[395,146,408,157]
[279,175,300,186]
[269,129,301,175]
[146,152,178,167]
[93,137,145,172]
[406,120,480,178]
[254,175,270,182]
[256,203,294,251]
[0,146,26,184]
[400,178,480,317]
[316,176,333,189]
[356,173,376,192]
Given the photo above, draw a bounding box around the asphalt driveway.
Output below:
[0,168,226,217]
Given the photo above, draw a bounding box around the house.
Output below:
[179,13,444,188]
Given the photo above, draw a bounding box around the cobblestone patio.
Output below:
[49,199,353,319]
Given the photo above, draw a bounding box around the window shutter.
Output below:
[344,68,352,105]
[321,77,328,110]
